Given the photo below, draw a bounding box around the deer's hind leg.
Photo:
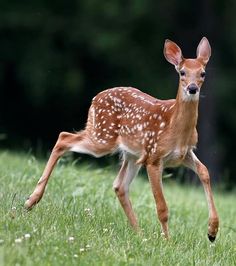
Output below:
[25,130,114,209]
[113,153,141,229]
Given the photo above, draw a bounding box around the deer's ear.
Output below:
[164,39,183,66]
[196,37,211,65]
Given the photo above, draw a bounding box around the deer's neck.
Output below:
[170,87,199,146]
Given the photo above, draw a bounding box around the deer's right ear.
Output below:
[164,40,183,67]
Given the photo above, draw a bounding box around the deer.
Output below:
[25,37,219,242]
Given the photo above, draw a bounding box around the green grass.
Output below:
[0,150,236,265]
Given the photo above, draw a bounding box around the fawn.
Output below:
[25,37,219,242]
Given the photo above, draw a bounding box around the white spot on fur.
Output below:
[160,122,165,129]
[137,124,143,131]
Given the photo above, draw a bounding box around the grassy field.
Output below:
[0,150,236,266]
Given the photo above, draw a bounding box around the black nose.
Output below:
[187,84,199,94]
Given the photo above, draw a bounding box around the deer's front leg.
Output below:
[184,151,219,242]
[146,161,169,238]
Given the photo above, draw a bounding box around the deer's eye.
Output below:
[180,70,186,76]
[201,72,206,78]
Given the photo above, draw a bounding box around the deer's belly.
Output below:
[118,143,141,156]
[117,137,142,157]
[164,147,190,167]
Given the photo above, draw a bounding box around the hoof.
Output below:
[24,197,35,210]
[208,234,216,242]
[24,200,31,210]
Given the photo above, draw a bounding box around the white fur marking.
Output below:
[160,122,165,129]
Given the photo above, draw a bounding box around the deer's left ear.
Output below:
[196,37,211,65]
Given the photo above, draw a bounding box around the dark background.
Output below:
[0,1,236,187]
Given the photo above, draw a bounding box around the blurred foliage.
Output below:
[0,0,236,186]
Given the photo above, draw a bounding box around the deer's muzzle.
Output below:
[187,84,199,94]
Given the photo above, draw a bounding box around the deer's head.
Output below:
[164,37,211,101]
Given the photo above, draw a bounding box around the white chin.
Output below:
[182,91,199,102]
